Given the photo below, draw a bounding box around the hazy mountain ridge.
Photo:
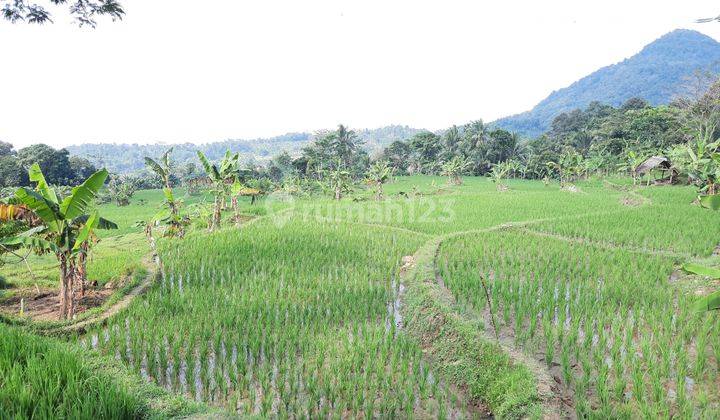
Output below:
[493,29,720,137]
[67,125,424,173]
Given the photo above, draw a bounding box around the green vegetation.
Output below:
[86,218,477,417]
[0,323,142,418]
[0,323,208,419]
[1,175,719,418]
[1,68,719,418]
[438,227,720,418]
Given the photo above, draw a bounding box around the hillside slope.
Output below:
[493,29,720,137]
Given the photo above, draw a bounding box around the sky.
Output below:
[1,0,720,148]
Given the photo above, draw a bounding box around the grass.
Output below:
[0,323,209,419]
[402,239,544,418]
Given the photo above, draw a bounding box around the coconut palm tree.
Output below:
[0,163,116,319]
[197,150,240,230]
[365,160,394,201]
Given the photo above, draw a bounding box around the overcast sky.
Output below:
[2,0,720,148]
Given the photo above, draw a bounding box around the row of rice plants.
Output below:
[438,230,720,418]
[295,188,624,236]
[84,217,470,418]
[534,186,720,256]
[1,324,144,419]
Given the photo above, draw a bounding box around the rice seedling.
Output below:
[438,229,720,417]
[85,216,472,417]
[0,324,143,419]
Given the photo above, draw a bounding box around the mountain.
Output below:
[66,125,424,173]
[493,29,720,138]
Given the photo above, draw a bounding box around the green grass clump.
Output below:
[0,324,144,419]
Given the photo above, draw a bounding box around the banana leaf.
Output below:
[682,263,720,279]
[699,194,720,211]
[694,290,720,312]
[60,169,108,219]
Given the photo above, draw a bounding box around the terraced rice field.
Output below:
[71,177,720,418]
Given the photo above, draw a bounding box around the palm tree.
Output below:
[1,163,116,319]
[145,148,184,237]
[365,160,394,200]
[441,156,471,185]
[197,150,240,230]
[333,124,362,168]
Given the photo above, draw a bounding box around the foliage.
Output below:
[106,175,137,206]
[0,143,97,187]
[440,156,471,185]
[489,160,519,188]
[5,163,117,318]
[667,138,720,194]
[144,148,185,237]
[197,150,241,230]
[682,263,720,311]
[1,0,124,27]
[365,160,394,200]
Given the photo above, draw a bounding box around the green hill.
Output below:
[494,29,720,137]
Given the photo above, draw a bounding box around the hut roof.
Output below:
[635,156,670,174]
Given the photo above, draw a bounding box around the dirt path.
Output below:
[402,224,572,418]
[49,257,158,335]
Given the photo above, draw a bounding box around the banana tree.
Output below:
[490,160,518,190]
[197,150,240,230]
[145,148,184,237]
[0,163,117,319]
[365,160,394,201]
[321,160,352,200]
[441,156,471,185]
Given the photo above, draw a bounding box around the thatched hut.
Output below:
[635,156,670,175]
[635,156,677,185]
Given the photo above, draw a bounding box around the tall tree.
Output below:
[0,141,14,156]
[17,144,75,185]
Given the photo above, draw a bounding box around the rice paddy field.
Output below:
[3,176,720,418]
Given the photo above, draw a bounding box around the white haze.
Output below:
[1,0,719,148]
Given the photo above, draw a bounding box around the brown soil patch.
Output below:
[0,287,113,321]
[621,194,644,207]
[399,255,415,275]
